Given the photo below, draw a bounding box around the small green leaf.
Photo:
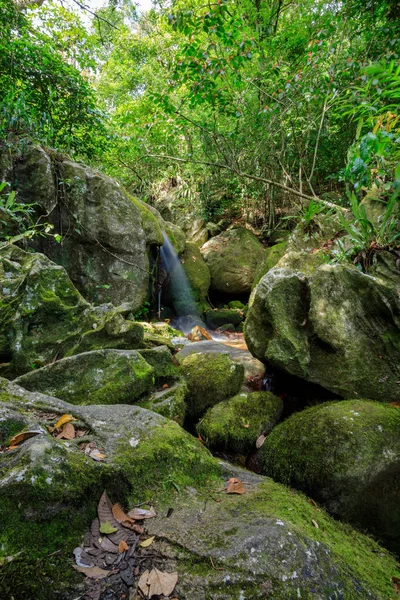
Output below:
[99,521,118,534]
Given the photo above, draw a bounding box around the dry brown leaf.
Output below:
[390,402,400,408]
[55,414,76,429]
[88,449,106,461]
[8,445,18,451]
[256,434,266,449]
[56,422,75,440]
[243,423,250,429]
[162,383,169,389]
[9,430,41,446]
[312,519,319,529]
[112,503,132,524]
[118,540,129,553]
[72,565,110,579]
[226,478,246,495]
[99,537,119,554]
[97,491,130,544]
[140,536,155,548]
[138,568,178,598]
[127,506,156,520]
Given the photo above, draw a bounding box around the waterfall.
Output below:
[159,233,200,333]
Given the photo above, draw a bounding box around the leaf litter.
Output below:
[72,491,177,600]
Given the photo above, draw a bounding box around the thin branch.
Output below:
[139,153,348,211]
[70,0,120,30]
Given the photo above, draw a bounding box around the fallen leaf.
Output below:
[8,445,18,451]
[308,499,319,510]
[88,449,106,461]
[55,414,76,429]
[118,540,129,553]
[72,565,110,579]
[112,503,132,524]
[391,575,400,596]
[312,519,319,529]
[243,423,250,428]
[127,506,156,520]
[138,568,178,598]
[56,422,75,440]
[256,434,266,449]
[390,402,400,408]
[162,383,169,389]
[9,430,41,446]
[73,547,94,568]
[140,536,155,548]
[226,478,246,494]
[99,521,118,534]
[99,537,119,553]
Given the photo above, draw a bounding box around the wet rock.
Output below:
[259,399,400,554]
[201,228,264,294]
[14,349,155,405]
[138,345,179,381]
[180,353,244,420]
[178,242,211,305]
[245,262,400,402]
[197,391,283,455]
[252,241,288,289]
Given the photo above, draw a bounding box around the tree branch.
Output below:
[138,153,348,211]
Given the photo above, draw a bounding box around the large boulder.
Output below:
[9,145,165,309]
[179,242,210,304]
[180,353,244,420]
[245,261,400,401]
[1,379,399,599]
[259,400,400,554]
[14,349,155,405]
[205,307,244,330]
[201,228,264,294]
[252,241,288,289]
[0,245,143,377]
[197,391,283,455]
[136,380,187,426]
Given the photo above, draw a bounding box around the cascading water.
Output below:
[159,233,201,333]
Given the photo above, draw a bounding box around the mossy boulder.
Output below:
[245,262,400,401]
[252,241,288,289]
[0,377,218,598]
[201,227,264,294]
[197,391,283,455]
[0,245,144,377]
[179,242,210,303]
[138,345,179,381]
[259,400,400,554]
[177,340,265,382]
[14,349,155,405]
[136,380,187,426]
[164,221,186,254]
[205,308,244,329]
[180,353,244,420]
[0,379,399,599]
[7,144,164,309]
[286,210,343,254]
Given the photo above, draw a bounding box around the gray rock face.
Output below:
[201,227,264,294]
[14,349,154,405]
[245,262,400,402]
[0,245,143,377]
[7,145,165,309]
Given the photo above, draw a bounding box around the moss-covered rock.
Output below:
[136,380,187,426]
[0,245,144,377]
[252,241,288,289]
[205,308,244,329]
[227,300,245,310]
[14,349,154,405]
[245,262,400,402]
[286,210,344,254]
[164,221,186,254]
[260,399,400,554]
[179,242,210,303]
[201,227,264,294]
[0,379,399,599]
[6,144,163,309]
[197,392,283,454]
[138,345,179,381]
[181,353,244,420]
[0,377,219,598]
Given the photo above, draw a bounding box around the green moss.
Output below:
[197,392,283,454]
[138,345,179,382]
[228,300,245,310]
[181,353,244,421]
[252,241,287,289]
[205,308,243,329]
[128,195,164,245]
[136,381,187,426]
[178,242,210,303]
[247,479,400,599]
[114,419,221,506]
[260,400,400,554]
